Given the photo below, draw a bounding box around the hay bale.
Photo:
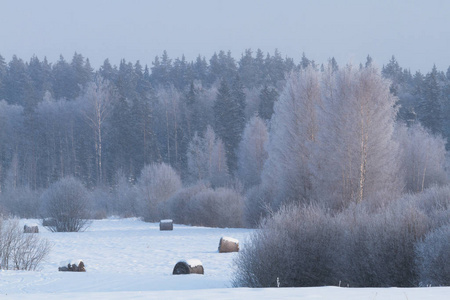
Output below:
[24,224,39,233]
[218,236,239,253]
[58,260,86,272]
[160,219,173,231]
[172,259,204,275]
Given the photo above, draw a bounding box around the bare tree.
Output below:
[395,123,447,193]
[237,115,268,188]
[0,219,51,270]
[41,176,91,232]
[187,126,229,187]
[314,65,402,208]
[259,67,321,208]
[81,76,114,184]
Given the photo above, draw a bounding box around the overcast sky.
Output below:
[1,0,449,73]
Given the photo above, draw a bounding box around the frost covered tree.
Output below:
[395,124,447,193]
[237,115,268,188]
[187,126,229,187]
[41,176,91,232]
[136,162,182,221]
[80,76,115,184]
[259,66,321,208]
[314,65,402,208]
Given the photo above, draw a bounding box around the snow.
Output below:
[221,236,239,244]
[160,219,173,223]
[185,259,203,267]
[1,218,448,300]
[59,259,84,268]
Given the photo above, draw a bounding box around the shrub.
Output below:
[166,184,244,228]
[41,177,91,232]
[136,163,182,222]
[0,219,51,270]
[234,187,450,288]
[189,187,244,228]
[233,204,341,287]
[415,225,450,286]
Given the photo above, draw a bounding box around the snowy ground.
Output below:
[0,218,448,299]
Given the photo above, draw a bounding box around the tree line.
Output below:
[0,51,448,193]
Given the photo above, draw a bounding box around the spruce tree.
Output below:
[258,84,278,121]
[419,65,442,134]
[214,78,245,172]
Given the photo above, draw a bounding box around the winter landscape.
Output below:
[1,1,449,299]
[0,218,447,300]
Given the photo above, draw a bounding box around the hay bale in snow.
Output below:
[172,259,204,275]
[218,236,239,253]
[24,224,39,233]
[160,219,173,231]
[58,260,86,272]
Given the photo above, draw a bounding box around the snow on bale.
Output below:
[218,236,239,253]
[58,260,86,272]
[172,259,204,275]
[160,219,173,231]
[24,224,39,233]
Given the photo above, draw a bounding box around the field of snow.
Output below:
[0,218,448,299]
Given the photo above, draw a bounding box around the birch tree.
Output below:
[187,125,229,187]
[314,65,402,208]
[259,66,321,208]
[237,115,268,188]
[395,123,447,193]
[81,76,114,184]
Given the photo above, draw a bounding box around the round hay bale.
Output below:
[24,224,39,233]
[160,219,173,231]
[58,259,85,272]
[172,259,204,275]
[218,236,239,253]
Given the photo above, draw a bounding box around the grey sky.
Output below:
[1,0,449,73]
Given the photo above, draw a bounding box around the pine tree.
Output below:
[214,79,245,172]
[99,58,117,82]
[419,65,442,134]
[238,49,258,88]
[0,54,6,100]
[4,55,33,106]
[258,84,278,121]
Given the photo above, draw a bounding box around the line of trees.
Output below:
[0,51,449,220]
[0,52,449,192]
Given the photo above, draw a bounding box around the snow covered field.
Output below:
[0,218,448,299]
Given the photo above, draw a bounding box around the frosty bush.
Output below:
[189,187,244,228]
[234,186,450,287]
[41,177,91,232]
[166,184,244,228]
[136,163,182,222]
[415,225,450,286]
[165,183,209,225]
[0,219,51,270]
[233,204,340,287]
